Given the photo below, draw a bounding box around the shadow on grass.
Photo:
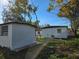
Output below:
[0,46,28,59]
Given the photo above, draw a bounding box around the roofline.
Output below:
[41,26,68,29]
[0,22,37,28]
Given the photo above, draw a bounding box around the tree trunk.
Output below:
[70,20,78,37]
[72,28,77,37]
[74,29,77,37]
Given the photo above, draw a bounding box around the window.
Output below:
[51,35,54,38]
[1,26,8,36]
[57,29,61,33]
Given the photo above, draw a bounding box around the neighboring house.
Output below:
[36,28,42,37]
[0,22,37,51]
[68,28,75,37]
[41,26,68,38]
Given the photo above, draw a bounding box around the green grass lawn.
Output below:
[36,36,47,43]
[0,47,28,59]
[48,39,79,59]
[37,38,79,59]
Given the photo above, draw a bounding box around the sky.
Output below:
[0,0,9,23]
[0,0,70,26]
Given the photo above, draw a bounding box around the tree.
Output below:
[34,20,40,27]
[2,0,37,23]
[48,0,79,36]
[44,24,51,27]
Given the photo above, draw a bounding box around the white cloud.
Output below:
[0,0,9,23]
[0,0,9,7]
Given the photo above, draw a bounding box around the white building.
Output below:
[41,26,68,38]
[0,22,36,51]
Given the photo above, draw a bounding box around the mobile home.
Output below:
[0,22,36,51]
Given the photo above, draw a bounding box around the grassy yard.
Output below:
[36,38,79,59]
[36,36,47,43]
[0,47,28,59]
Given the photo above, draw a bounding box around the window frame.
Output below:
[1,25,8,36]
[57,28,62,33]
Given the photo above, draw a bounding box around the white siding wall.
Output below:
[12,24,36,50]
[41,28,55,38]
[41,27,68,38]
[54,28,68,38]
[0,25,12,48]
[0,26,1,35]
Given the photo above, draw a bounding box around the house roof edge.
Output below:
[0,22,37,28]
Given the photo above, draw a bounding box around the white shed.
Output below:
[0,22,37,51]
[41,26,68,38]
